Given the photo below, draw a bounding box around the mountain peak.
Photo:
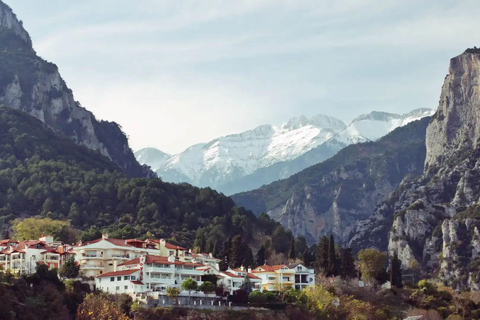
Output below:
[0,1,31,46]
[280,114,346,131]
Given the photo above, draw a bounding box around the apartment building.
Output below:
[287,263,315,289]
[95,254,205,294]
[0,236,72,274]
[252,264,297,291]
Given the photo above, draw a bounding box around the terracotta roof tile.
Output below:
[97,269,140,278]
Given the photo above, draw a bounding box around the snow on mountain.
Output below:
[134,148,170,171]
[136,109,433,194]
[333,108,434,145]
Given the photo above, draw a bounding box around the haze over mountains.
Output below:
[136,108,433,194]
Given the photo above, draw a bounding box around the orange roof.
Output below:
[97,269,140,278]
[247,273,261,280]
[0,239,17,245]
[131,280,144,285]
[252,264,287,273]
[79,238,135,247]
[220,272,243,278]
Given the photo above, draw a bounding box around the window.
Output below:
[117,276,121,281]
[169,251,174,256]
[110,277,114,282]
[116,286,120,291]
[124,276,128,280]
[131,276,136,280]
[124,286,128,290]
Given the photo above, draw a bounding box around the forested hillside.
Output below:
[0,106,290,252]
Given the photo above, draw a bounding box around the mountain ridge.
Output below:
[137,108,432,194]
[0,1,150,178]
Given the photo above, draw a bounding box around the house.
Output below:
[218,267,262,294]
[0,237,64,274]
[252,264,296,291]
[96,269,144,294]
[146,239,187,257]
[286,263,315,289]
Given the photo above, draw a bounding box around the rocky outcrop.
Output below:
[0,1,150,177]
[387,49,480,290]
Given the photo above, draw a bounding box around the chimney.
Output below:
[114,260,118,272]
[248,267,252,273]
[102,233,108,240]
[240,265,244,271]
[168,254,175,263]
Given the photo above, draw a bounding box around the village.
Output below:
[0,234,315,304]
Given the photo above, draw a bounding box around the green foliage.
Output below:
[315,235,329,272]
[240,275,253,294]
[199,281,215,293]
[248,290,266,303]
[11,217,78,243]
[326,234,337,276]
[357,248,387,284]
[181,278,198,293]
[59,257,80,279]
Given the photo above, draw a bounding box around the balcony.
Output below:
[109,254,130,259]
[81,264,104,270]
[82,253,104,259]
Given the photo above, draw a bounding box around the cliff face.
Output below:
[232,117,429,246]
[0,1,150,177]
[387,49,480,290]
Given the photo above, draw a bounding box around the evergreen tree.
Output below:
[340,248,356,279]
[315,235,329,272]
[243,246,254,268]
[327,234,337,276]
[2,229,9,240]
[390,252,402,288]
[302,249,314,267]
[256,245,266,266]
[240,274,253,294]
[288,236,296,261]
[59,257,80,279]
[230,235,245,268]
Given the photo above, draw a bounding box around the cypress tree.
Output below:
[256,245,266,266]
[243,246,254,268]
[340,248,356,279]
[327,234,337,276]
[390,252,402,288]
[315,235,329,272]
[288,236,296,260]
[302,249,314,268]
[230,235,245,268]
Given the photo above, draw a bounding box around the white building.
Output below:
[0,236,74,274]
[218,267,262,294]
[287,263,316,290]
[95,254,206,295]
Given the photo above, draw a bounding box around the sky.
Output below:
[4,1,480,154]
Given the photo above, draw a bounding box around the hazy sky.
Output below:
[5,1,480,154]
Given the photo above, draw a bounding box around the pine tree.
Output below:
[390,252,402,288]
[256,245,266,266]
[315,236,329,272]
[288,236,296,260]
[327,234,337,276]
[340,248,356,279]
[240,274,253,294]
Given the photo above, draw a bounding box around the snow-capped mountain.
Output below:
[334,108,434,145]
[136,109,433,195]
[134,148,170,171]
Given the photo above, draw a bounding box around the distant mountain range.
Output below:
[136,108,433,194]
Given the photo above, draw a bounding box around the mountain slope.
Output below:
[232,117,430,245]
[0,106,293,252]
[0,1,149,177]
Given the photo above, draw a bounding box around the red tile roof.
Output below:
[164,242,186,250]
[252,265,287,273]
[97,269,140,278]
[220,272,243,278]
[131,280,144,285]
[118,255,204,267]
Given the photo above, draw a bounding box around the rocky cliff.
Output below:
[0,1,150,177]
[386,48,480,290]
[232,117,429,245]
